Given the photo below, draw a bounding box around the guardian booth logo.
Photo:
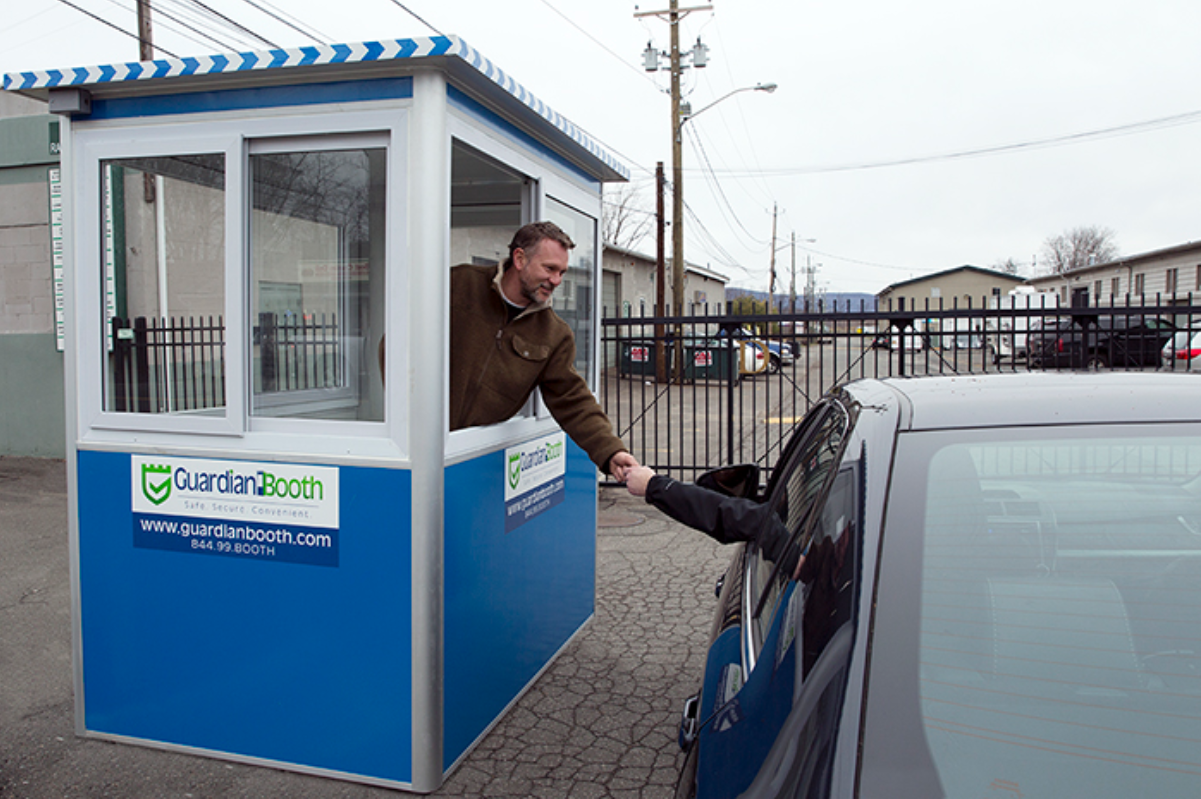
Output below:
[503,432,566,532]
[130,455,340,567]
[141,463,172,505]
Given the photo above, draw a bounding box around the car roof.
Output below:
[846,372,1201,431]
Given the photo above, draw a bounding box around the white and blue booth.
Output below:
[5,36,627,792]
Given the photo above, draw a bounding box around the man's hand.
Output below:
[625,465,656,497]
[608,451,640,483]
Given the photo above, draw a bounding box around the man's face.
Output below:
[513,240,570,305]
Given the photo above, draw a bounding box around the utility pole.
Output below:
[637,2,712,319]
[655,162,668,383]
[789,232,797,314]
[767,202,777,313]
[137,0,154,60]
[137,0,156,204]
[637,2,711,380]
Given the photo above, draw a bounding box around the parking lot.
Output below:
[0,457,729,798]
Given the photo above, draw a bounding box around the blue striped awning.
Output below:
[3,35,628,180]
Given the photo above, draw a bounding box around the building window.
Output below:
[1195,264,1201,292]
[1134,273,1145,296]
[1166,268,1179,295]
[1094,280,1103,303]
[1112,276,1120,297]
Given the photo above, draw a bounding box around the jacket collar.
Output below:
[491,263,551,319]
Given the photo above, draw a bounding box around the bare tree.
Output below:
[1040,226,1119,274]
[991,257,1022,275]
[602,183,653,251]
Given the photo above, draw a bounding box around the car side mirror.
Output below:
[696,463,760,501]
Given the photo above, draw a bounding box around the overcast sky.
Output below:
[4,0,1200,294]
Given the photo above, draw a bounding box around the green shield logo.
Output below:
[508,452,522,491]
[142,464,173,506]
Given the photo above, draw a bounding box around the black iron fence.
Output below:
[601,296,1201,482]
[106,296,1201,478]
[109,313,342,413]
[109,315,226,413]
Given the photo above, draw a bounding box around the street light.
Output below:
[681,82,777,123]
[671,81,776,327]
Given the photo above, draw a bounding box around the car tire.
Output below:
[768,354,781,374]
[1086,353,1109,371]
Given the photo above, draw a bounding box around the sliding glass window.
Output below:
[249,143,387,421]
[102,155,226,415]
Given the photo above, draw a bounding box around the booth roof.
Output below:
[1,35,629,183]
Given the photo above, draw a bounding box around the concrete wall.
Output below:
[601,247,727,316]
[0,98,65,456]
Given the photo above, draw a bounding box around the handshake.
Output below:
[606,450,654,499]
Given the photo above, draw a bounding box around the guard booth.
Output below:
[5,36,627,792]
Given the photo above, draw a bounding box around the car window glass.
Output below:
[865,427,1201,798]
[747,402,848,662]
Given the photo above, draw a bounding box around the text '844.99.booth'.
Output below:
[4,36,627,792]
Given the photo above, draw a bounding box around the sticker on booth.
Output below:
[131,456,340,566]
[504,432,566,533]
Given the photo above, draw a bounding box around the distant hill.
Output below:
[725,288,877,312]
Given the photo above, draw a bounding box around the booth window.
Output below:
[450,140,526,266]
[545,197,597,382]
[102,155,226,415]
[249,146,386,421]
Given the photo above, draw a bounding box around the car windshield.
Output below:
[863,425,1201,797]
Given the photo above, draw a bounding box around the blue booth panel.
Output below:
[443,435,597,768]
[77,450,414,782]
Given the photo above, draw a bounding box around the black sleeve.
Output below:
[644,475,776,545]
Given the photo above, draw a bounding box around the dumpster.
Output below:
[683,339,739,381]
[619,340,659,377]
[6,35,626,794]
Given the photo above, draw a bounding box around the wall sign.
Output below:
[504,432,566,533]
[131,455,340,566]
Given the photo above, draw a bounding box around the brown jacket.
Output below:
[449,264,627,473]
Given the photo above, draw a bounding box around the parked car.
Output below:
[720,327,794,374]
[674,372,1201,799]
[870,320,925,351]
[1028,314,1175,369]
[1161,329,1201,367]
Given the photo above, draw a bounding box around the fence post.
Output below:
[260,312,277,393]
[131,317,151,412]
[112,317,129,413]
[724,314,736,466]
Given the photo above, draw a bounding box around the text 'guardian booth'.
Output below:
[4,36,627,793]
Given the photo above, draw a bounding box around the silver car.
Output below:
[677,372,1201,798]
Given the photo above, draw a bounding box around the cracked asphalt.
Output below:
[0,457,730,798]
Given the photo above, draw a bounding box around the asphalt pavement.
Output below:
[0,457,730,799]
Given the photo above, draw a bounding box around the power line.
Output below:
[378,0,445,37]
[50,0,180,58]
[696,109,1201,177]
[99,0,245,53]
[537,0,659,88]
[174,0,279,48]
[234,0,324,44]
[246,0,332,43]
[686,124,769,247]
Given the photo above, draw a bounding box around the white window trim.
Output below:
[444,113,603,466]
[72,107,409,463]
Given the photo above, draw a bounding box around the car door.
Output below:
[692,398,865,799]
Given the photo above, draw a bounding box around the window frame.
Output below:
[73,108,407,456]
[743,399,852,671]
[246,132,390,429]
[444,111,604,464]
